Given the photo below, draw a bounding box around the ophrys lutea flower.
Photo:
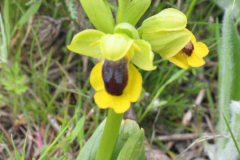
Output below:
[169,29,209,69]
[68,23,156,113]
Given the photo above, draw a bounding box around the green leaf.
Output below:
[217,6,240,152]
[50,154,67,160]
[111,119,140,160]
[3,0,10,52]
[68,0,77,20]
[67,29,105,59]
[76,119,106,160]
[21,136,28,160]
[15,86,29,94]
[117,129,145,160]
[0,13,8,64]
[215,0,240,19]
[80,0,115,33]
[5,71,14,81]
[40,145,48,160]
[69,116,85,143]
[223,112,240,156]
[2,80,14,91]
[11,134,21,160]
[122,0,151,26]
[16,75,26,84]
[12,1,42,36]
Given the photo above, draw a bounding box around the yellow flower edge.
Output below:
[90,60,142,113]
[169,29,209,69]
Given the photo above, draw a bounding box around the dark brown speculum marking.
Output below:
[102,58,128,96]
[181,41,194,56]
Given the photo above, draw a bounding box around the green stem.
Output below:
[13,93,18,120]
[95,108,123,160]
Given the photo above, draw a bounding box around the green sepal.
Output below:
[111,119,140,160]
[131,40,156,71]
[138,8,187,36]
[80,0,115,33]
[116,129,145,160]
[67,29,105,59]
[100,34,133,61]
[142,29,191,59]
[116,0,131,24]
[114,23,139,39]
[122,0,151,26]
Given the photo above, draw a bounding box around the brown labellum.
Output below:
[102,58,128,96]
[181,41,194,56]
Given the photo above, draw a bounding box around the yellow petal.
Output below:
[185,28,196,44]
[110,94,131,113]
[90,60,104,91]
[193,42,209,57]
[94,90,111,109]
[94,90,131,113]
[169,53,189,69]
[187,53,205,67]
[124,64,142,102]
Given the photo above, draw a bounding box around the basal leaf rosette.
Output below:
[68,23,156,113]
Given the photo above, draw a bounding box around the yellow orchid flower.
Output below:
[68,23,156,113]
[169,29,209,69]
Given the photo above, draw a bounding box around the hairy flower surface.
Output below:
[169,29,209,69]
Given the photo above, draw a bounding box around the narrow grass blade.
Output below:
[11,135,21,160]
[138,69,185,122]
[3,0,10,50]
[12,1,42,37]
[0,13,8,64]
[223,113,240,155]
[39,111,79,160]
